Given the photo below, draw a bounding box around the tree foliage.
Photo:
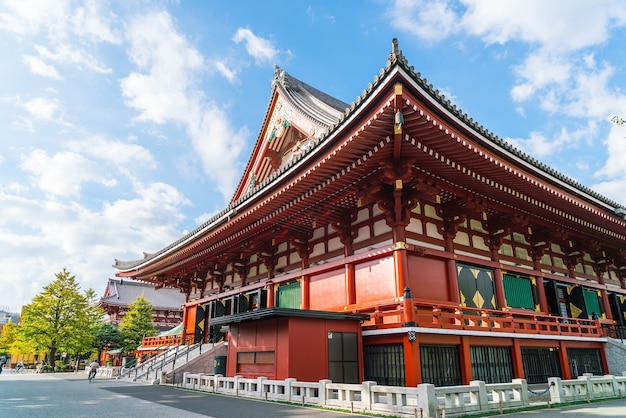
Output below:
[16,268,102,368]
[118,294,157,354]
[0,319,18,354]
[92,322,122,359]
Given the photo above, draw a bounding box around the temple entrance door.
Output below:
[328,331,359,383]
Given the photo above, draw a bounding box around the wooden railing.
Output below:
[140,300,609,351]
[140,333,184,349]
[357,300,604,338]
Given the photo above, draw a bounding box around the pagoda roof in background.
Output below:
[99,277,184,311]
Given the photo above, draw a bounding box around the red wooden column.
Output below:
[403,333,421,386]
[301,276,310,310]
[511,338,525,379]
[534,275,549,313]
[445,240,460,303]
[266,281,275,308]
[493,267,507,310]
[558,341,570,380]
[460,336,473,384]
[600,289,613,320]
[393,241,410,298]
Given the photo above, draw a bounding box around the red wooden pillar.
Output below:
[393,242,410,299]
[460,336,473,384]
[511,339,524,378]
[403,333,421,386]
[558,341,570,380]
[444,238,461,303]
[600,289,613,320]
[493,267,507,310]
[534,275,549,313]
[301,275,310,310]
[599,343,610,374]
[345,263,356,306]
[266,281,275,308]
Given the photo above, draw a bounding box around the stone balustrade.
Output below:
[181,372,626,417]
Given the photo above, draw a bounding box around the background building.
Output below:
[99,278,184,331]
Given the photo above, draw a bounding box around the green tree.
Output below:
[0,319,18,354]
[92,322,122,360]
[16,268,102,369]
[118,294,157,354]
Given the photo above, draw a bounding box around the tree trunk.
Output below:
[49,346,57,370]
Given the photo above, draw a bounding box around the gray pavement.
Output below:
[501,398,626,417]
[2,371,626,417]
[0,371,358,417]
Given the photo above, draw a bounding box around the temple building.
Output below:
[114,39,626,386]
[99,278,184,331]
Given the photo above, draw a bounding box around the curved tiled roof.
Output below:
[99,278,184,310]
[272,65,348,127]
[114,38,624,273]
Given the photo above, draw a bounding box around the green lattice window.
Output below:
[503,274,536,310]
[277,281,301,309]
[583,289,601,319]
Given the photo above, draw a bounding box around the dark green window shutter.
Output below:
[503,274,535,310]
[277,281,301,309]
[456,263,496,309]
[583,289,601,319]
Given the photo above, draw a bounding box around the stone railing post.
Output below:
[469,380,488,412]
[257,376,267,399]
[234,375,241,397]
[548,377,563,403]
[606,374,619,397]
[319,379,331,406]
[360,381,376,411]
[416,383,436,418]
[512,378,529,406]
[284,378,296,402]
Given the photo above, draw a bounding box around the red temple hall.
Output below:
[114,39,626,386]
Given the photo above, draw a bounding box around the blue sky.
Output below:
[2,0,626,314]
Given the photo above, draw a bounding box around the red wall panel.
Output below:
[407,256,449,301]
[355,257,395,304]
[309,270,346,309]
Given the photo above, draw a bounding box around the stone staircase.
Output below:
[118,341,227,385]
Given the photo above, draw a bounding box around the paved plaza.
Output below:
[0,371,355,418]
[2,371,626,417]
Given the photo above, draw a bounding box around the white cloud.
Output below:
[214,60,239,83]
[461,0,626,51]
[0,180,190,311]
[22,54,63,79]
[232,28,280,65]
[0,0,71,38]
[386,0,460,43]
[20,149,116,198]
[22,97,60,120]
[595,125,626,180]
[121,11,204,123]
[71,0,122,44]
[34,43,112,74]
[505,121,599,159]
[121,12,248,199]
[511,50,571,102]
[67,136,157,171]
